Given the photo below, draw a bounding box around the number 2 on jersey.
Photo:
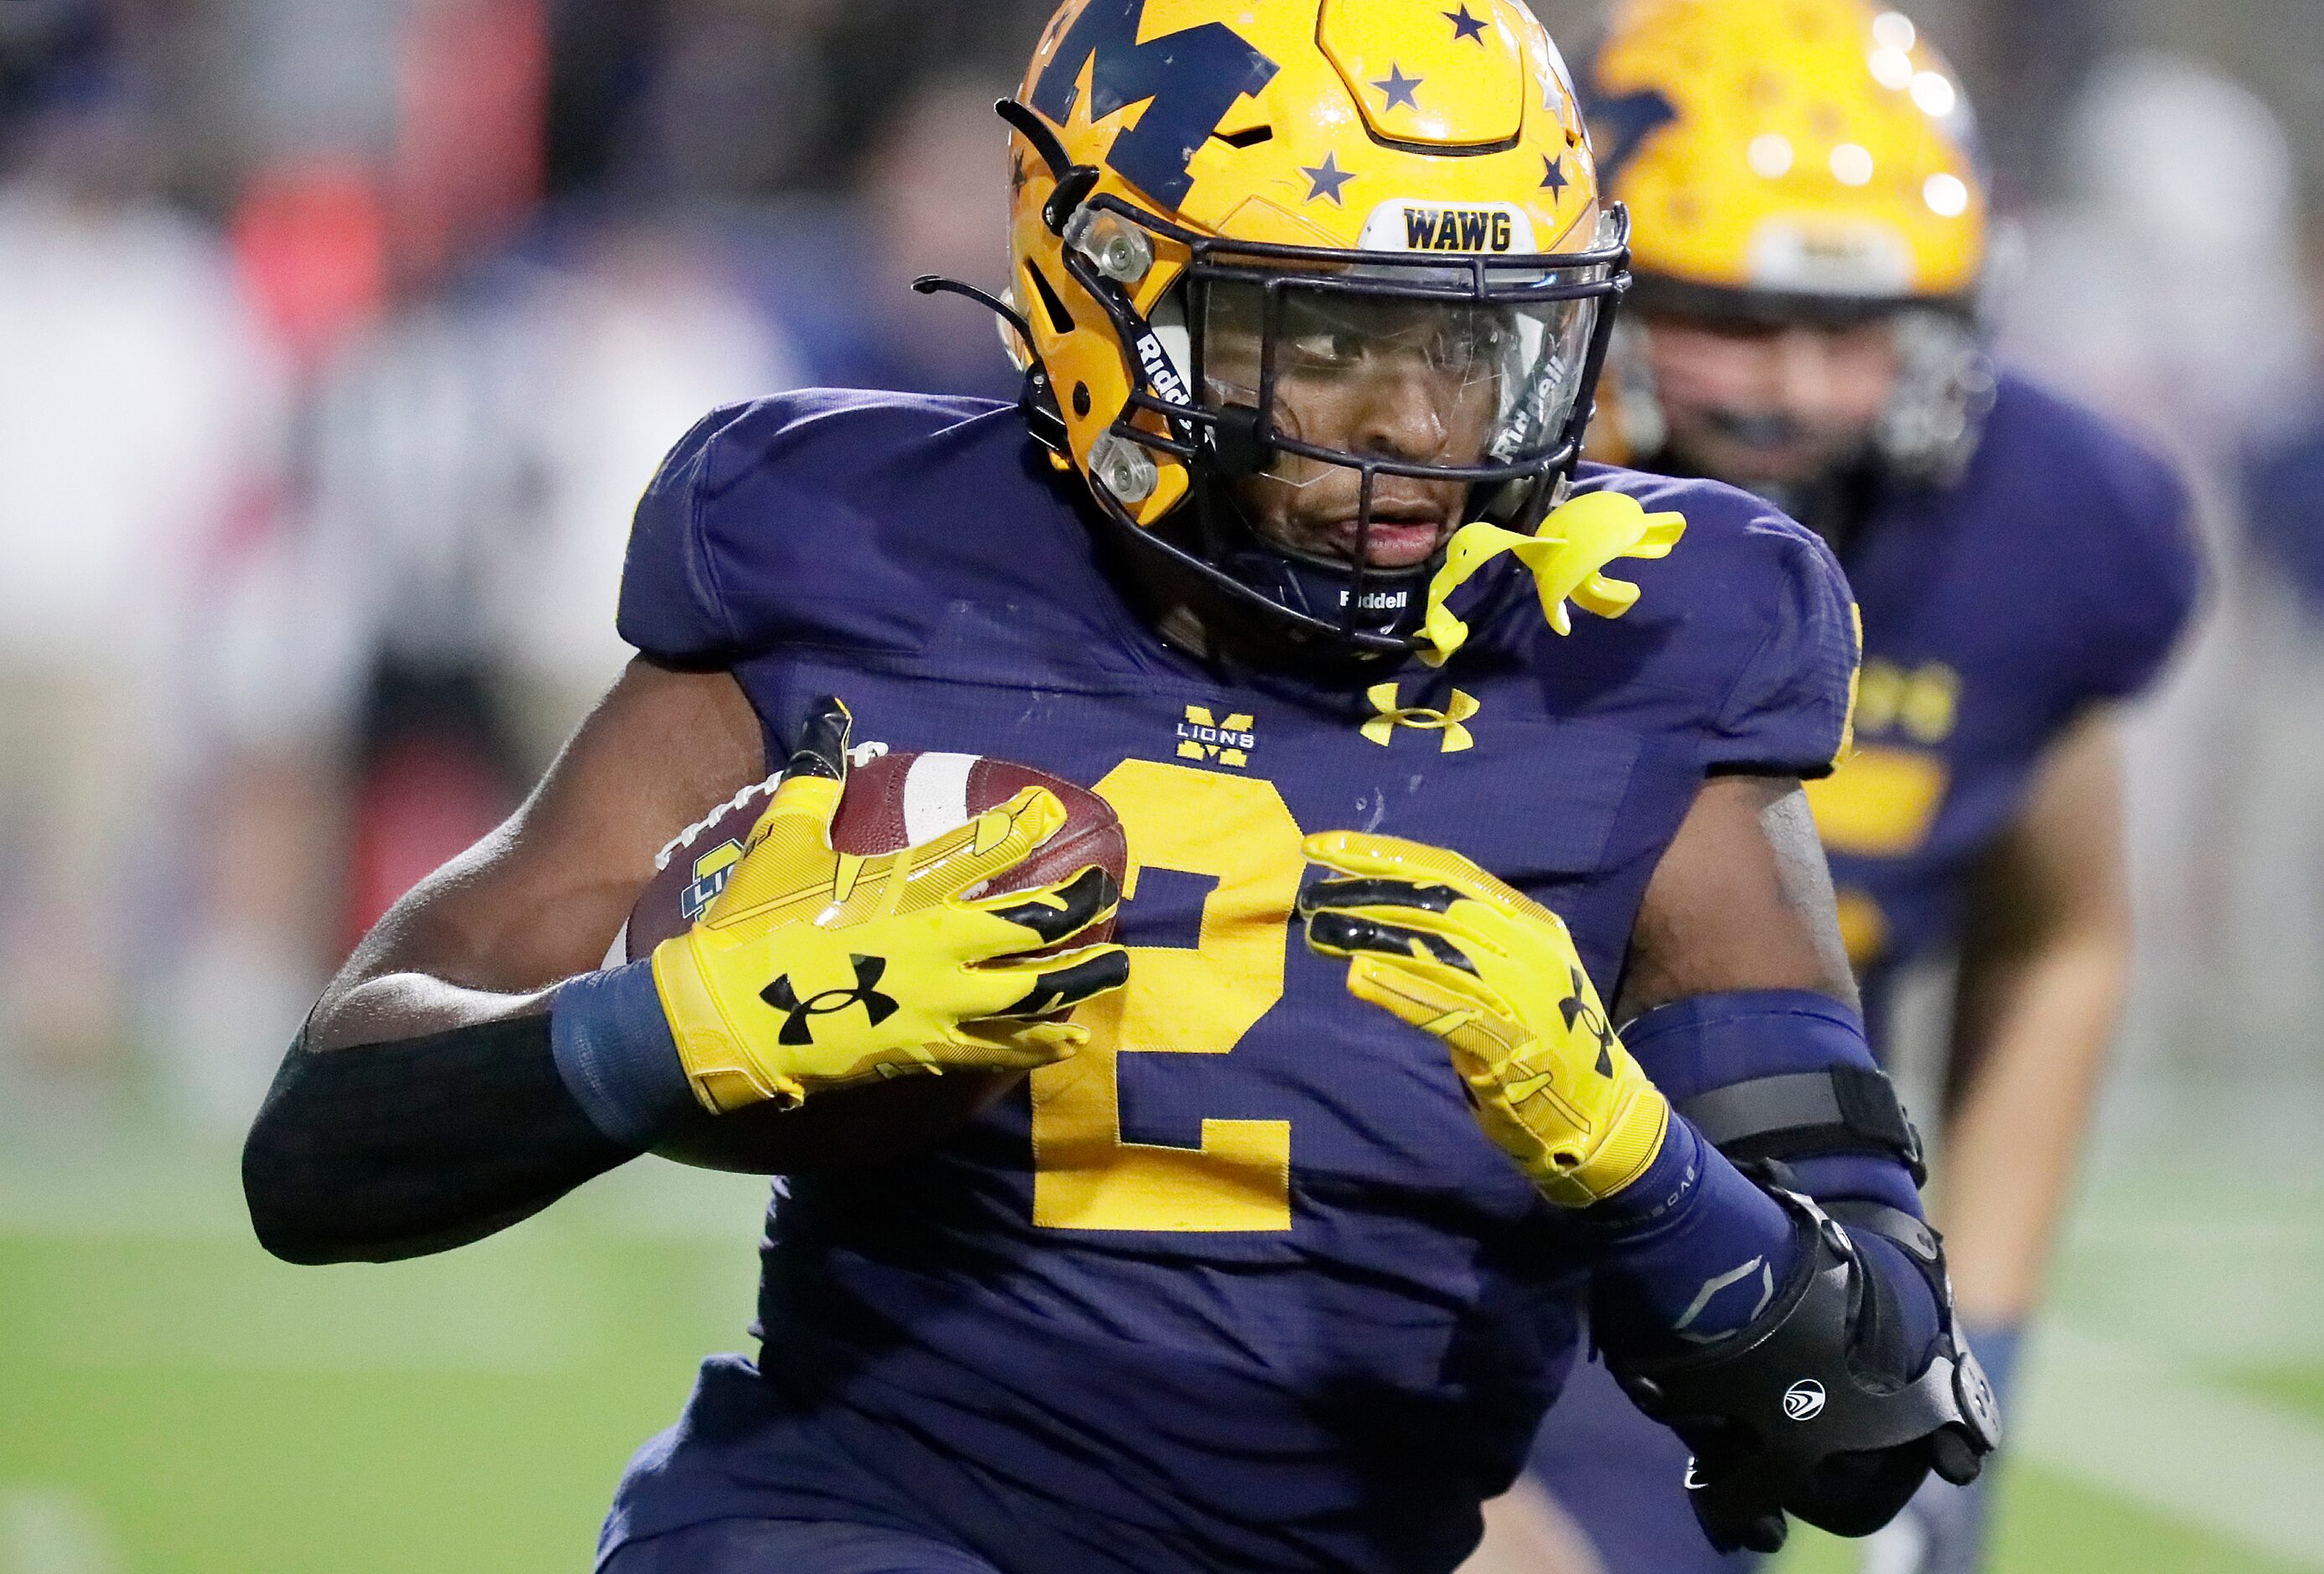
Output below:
[1030,759,1302,1231]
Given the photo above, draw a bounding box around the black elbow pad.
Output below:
[1603,1188,2001,1556]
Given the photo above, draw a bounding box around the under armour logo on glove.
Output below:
[763,955,900,1045]
[1556,966,1617,1075]
[1296,830,1672,1208]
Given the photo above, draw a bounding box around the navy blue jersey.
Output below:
[599,389,1857,1574]
[1804,372,2200,1040]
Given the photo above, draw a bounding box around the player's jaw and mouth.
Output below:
[1646,315,1902,489]
[1322,492,1459,569]
[1673,415,1861,489]
[1245,471,1467,570]
[1233,401,1488,570]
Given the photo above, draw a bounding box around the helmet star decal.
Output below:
[1301,151,1355,204]
[1444,5,1488,44]
[1371,64,1423,111]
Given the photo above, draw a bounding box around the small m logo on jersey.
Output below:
[1363,683,1480,752]
[1178,704,1256,768]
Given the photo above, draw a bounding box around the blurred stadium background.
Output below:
[2,0,2321,1569]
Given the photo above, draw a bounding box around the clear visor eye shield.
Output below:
[930,101,1633,657]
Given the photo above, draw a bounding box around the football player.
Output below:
[243,3,1995,1569]
[1505,3,2200,1572]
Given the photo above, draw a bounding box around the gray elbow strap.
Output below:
[1606,1188,2001,1555]
[1677,1064,1926,1183]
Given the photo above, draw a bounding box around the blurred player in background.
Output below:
[1500,3,2201,1572]
[244,1,2000,1569]
[0,4,286,1125]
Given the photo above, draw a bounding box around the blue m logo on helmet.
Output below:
[1030,0,1279,206]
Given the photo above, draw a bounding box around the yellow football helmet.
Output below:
[1580,0,1992,479]
[1590,0,1984,308]
[971,0,1628,655]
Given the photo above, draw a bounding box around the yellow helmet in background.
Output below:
[1577,0,1995,479]
[980,0,1628,655]
[1590,0,1985,308]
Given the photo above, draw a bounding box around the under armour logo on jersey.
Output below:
[1178,704,1256,768]
[1030,0,1280,208]
[1362,683,1479,752]
[763,955,898,1046]
[1556,967,1617,1075]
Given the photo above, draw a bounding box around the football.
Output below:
[624,749,1128,1173]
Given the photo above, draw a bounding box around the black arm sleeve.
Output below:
[242,1015,637,1266]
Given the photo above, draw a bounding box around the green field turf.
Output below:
[4,1072,2319,1573]
[0,1146,774,1574]
[1775,1465,2312,1574]
[0,1233,732,1572]
[2226,1365,2324,1432]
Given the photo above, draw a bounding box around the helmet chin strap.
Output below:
[1219,546,1432,645]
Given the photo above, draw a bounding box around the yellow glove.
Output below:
[1299,831,1669,1207]
[653,698,1129,1113]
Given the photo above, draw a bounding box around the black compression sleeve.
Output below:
[242,1015,637,1265]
